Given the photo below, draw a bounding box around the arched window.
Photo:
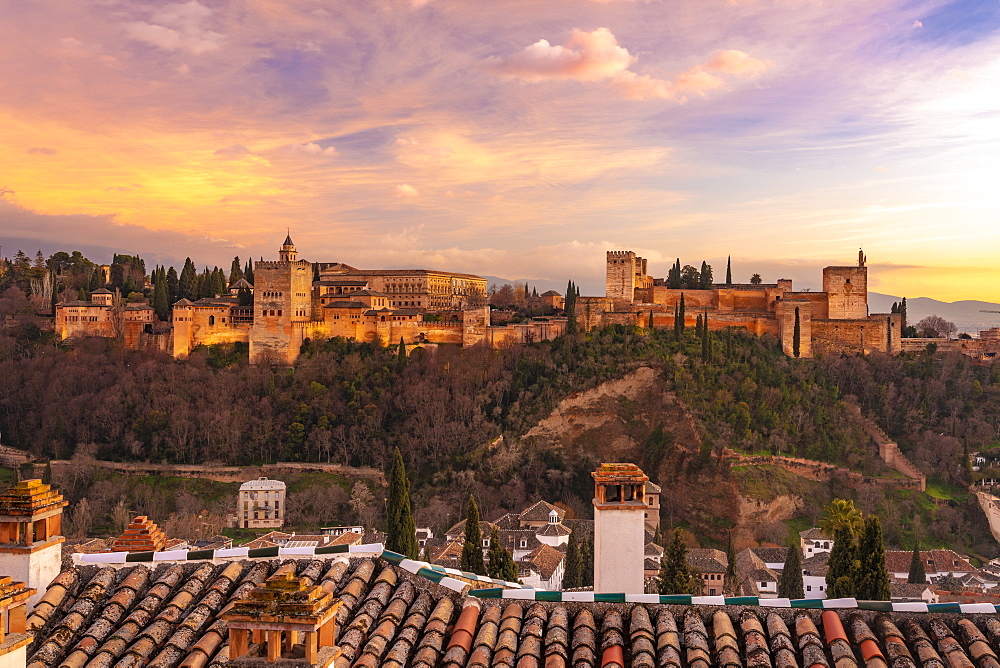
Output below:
[209,315,215,325]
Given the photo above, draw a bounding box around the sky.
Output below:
[1,0,998,300]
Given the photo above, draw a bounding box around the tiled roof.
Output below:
[490,513,521,532]
[0,479,67,517]
[748,547,790,564]
[518,544,565,580]
[237,477,285,491]
[444,520,497,540]
[803,552,831,577]
[518,500,564,524]
[645,543,664,558]
[534,522,571,538]
[885,549,978,575]
[800,528,829,540]
[323,300,367,309]
[688,549,728,573]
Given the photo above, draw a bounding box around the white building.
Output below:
[592,463,649,594]
[235,477,286,529]
[799,528,834,559]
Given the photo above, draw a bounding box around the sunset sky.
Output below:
[1,0,998,300]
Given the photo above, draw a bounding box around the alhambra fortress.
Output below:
[55,238,905,362]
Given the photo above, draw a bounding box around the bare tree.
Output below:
[915,315,957,339]
[111,499,131,534]
[349,481,379,529]
[109,288,126,342]
[67,497,94,538]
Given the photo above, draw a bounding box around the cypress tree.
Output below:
[385,448,418,559]
[581,535,594,586]
[460,494,486,575]
[244,260,254,285]
[166,266,179,302]
[696,314,703,337]
[777,544,804,599]
[648,310,654,330]
[487,527,506,579]
[793,306,801,358]
[178,258,196,300]
[500,544,519,583]
[673,302,681,340]
[397,337,407,369]
[565,280,578,335]
[702,320,711,362]
[678,293,686,336]
[724,532,737,595]
[908,542,926,584]
[726,256,732,285]
[825,525,858,598]
[229,256,243,285]
[856,515,890,600]
[658,528,702,595]
[153,268,170,321]
[564,532,582,589]
[699,261,712,289]
[900,297,908,333]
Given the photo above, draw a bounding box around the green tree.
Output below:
[178,258,196,299]
[680,264,700,289]
[699,261,713,289]
[724,533,737,596]
[486,526,508,579]
[460,494,486,575]
[564,531,582,589]
[899,297,908,333]
[726,256,732,285]
[777,544,804,599]
[819,499,864,538]
[793,306,801,358]
[750,273,762,285]
[678,293,686,337]
[153,268,169,321]
[244,260,255,285]
[668,259,681,289]
[825,525,858,598]
[856,515,890,600]
[581,535,594,587]
[658,528,703,595]
[907,542,926,584]
[397,337,407,369]
[565,280,578,336]
[229,256,243,285]
[385,447,418,559]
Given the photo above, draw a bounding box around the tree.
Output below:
[111,499,131,534]
[724,532,737,596]
[856,515,890,600]
[490,284,516,309]
[385,448,418,559]
[397,337,407,370]
[899,297,908,333]
[750,273,762,285]
[487,526,507,578]
[565,280,578,335]
[349,481,378,529]
[699,261,713,289]
[460,494,486,575]
[777,544,803,599]
[908,542,926,584]
[680,265,700,289]
[726,256,732,285]
[793,307,801,358]
[153,268,169,321]
[581,534,594,586]
[178,258,196,300]
[825,525,858,598]
[658,528,703,595]
[229,257,243,285]
[564,531,582,589]
[916,315,957,339]
[819,498,863,538]
[244,260,254,286]
[668,259,681,289]
[678,293,686,336]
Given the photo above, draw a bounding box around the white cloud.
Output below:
[295,142,337,156]
[125,1,223,54]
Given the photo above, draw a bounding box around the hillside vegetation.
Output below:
[1,316,998,554]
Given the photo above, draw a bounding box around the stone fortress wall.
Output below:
[587,249,901,357]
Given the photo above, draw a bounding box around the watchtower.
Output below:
[0,480,67,609]
[823,251,868,320]
[592,463,649,593]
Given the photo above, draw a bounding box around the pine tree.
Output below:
[724,532,737,595]
[856,515,890,600]
[777,544,804,599]
[793,306,801,358]
[564,532,582,589]
[825,525,858,598]
[460,494,486,575]
[229,257,243,285]
[178,258,196,299]
[385,448,418,559]
[908,542,926,584]
[726,256,732,285]
[658,528,703,595]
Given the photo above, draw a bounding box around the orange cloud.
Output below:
[491,29,767,102]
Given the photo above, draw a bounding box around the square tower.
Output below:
[0,480,67,610]
[823,252,868,320]
[250,234,315,365]
[592,463,649,593]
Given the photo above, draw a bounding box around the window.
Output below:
[807,585,812,592]
[519,540,527,548]
[709,589,716,595]
[209,315,215,325]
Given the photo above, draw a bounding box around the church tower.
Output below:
[278,233,298,263]
[592,463,649,593]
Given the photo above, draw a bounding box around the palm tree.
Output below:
[819,498,864,538]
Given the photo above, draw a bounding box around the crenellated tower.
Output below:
[823,249,868,320]
[249,234,314,365]
[606,251,649,305]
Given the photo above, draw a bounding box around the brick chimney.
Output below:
[0,480,67,610]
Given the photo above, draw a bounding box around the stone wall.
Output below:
[46,459,386,485]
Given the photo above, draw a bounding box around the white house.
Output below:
[235,477,286,529]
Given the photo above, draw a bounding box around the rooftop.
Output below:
[238,477,287,492]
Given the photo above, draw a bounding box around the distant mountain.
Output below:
[869,293,1000,335]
